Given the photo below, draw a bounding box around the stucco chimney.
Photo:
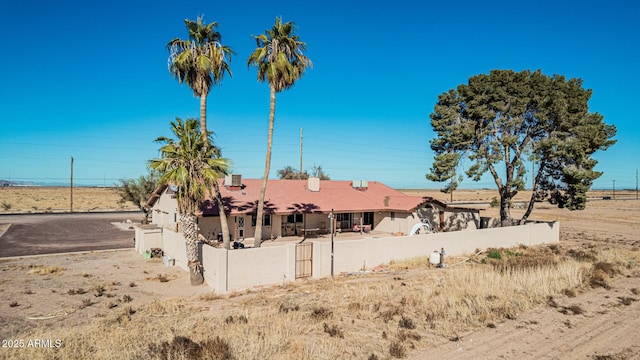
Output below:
[307,177,320,192]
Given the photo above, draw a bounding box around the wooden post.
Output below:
[299,128,303,179]
[70,156,74,213]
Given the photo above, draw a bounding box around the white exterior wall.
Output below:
[161,229,189,271]
[150,189,178,228]
[225,244,296,292]
[202,245,228,291]
[135,220,559,294]
[375,211,412,234]
[313,221,559,278]
[134,225,162,254]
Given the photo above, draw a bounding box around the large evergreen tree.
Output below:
[427,70,616,226]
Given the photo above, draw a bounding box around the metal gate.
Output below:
[295,242,313,279]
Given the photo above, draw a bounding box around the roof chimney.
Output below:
[224,174,242,190]
[307,177,320,192]
[352,180,368,190]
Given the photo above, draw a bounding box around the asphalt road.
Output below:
[0,212,143,257]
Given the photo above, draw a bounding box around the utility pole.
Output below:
[329,209,335,277]
[70,156,74,212]
[299,128,303,179]
[636,169,638,200]
[613,179,616,200]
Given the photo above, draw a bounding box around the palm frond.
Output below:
[248,17,312,92]
[150,118,229,214]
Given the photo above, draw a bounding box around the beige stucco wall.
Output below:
[375,211,413,234]
[136,220,559,294]
[161,229,189,271]
[134,225,162,254]
[313,221,559,278]
[226,244,296,292]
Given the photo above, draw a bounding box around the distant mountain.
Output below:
[0,180,41,187]
[0,180,111,187]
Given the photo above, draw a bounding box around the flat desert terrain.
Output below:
[0,186,139,214]
[0,187,639,359]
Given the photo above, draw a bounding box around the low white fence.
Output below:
[135,221,559,294]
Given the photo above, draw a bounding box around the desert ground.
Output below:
[0,186,139,214]
[0,187,639,359]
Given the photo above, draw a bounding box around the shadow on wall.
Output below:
[415,206,478,232]
[447,211,478,231]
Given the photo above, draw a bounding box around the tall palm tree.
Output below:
[248,17,312,247]
[167,16,234,248]
[167,16,233,134]
[150,118,228,285]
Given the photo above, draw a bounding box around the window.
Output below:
[336,213,352,222]
[390,212,395,221]
[287,213,303,223]
[364,212,374,225]
[251,214,271,227]
[336,213,352,229]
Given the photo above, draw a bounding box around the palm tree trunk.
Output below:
[213,181,232,249]
[199,90,208,136]
[254,85,277,247]
[180,212,203,285]
[198,89,231,248]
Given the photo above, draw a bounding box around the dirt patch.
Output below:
[0,250,213,340]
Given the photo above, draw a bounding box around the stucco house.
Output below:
[145,176,480,241]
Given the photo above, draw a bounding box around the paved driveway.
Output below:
[0,212,143,257]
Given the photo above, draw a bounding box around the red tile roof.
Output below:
[198,179,427,216]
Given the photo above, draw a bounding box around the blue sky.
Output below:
[1,0,638,189]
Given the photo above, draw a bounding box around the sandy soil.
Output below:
[0,189,639,359]
[412,275,640,359]
[410,196,640,359]
[0,187,138,213]
[0,250,214,340]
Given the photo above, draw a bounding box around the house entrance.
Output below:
[237,216,245,239]
[363,212,374,226]
[336,213,352,232]
[295,242,313,279]
[282,213,303,236]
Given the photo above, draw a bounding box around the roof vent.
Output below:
[224,174,242,187]
[352,180,368,190]
[307,177,320,192]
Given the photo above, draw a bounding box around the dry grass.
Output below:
[0,186,138,213]
[26,266,65,275]
[4,242,638,360]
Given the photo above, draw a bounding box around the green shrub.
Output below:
[487,250,502,260]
